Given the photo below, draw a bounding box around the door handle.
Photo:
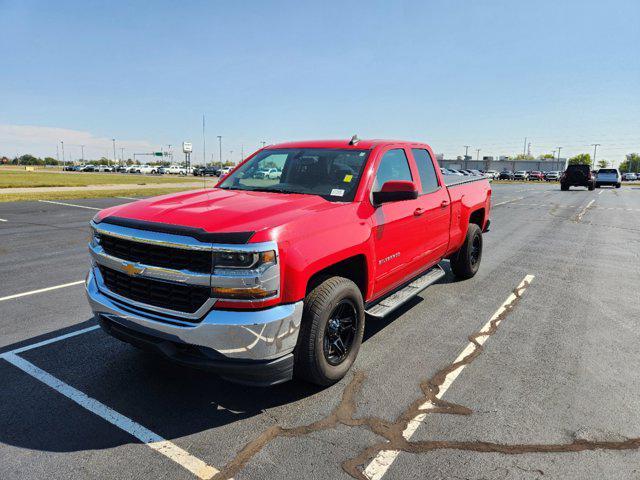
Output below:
[413,208,425,216]
[440,200,449,208]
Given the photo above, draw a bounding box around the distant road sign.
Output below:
[154,152,163,156]
[182,142,192,153]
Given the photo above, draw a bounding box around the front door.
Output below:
[370,147,425,297]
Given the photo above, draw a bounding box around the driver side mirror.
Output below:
[373,180,418,205]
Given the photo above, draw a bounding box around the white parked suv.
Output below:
[165,165,187,175]
[595,168,621,188]
[137,165,160,174]
[514,170,529,181]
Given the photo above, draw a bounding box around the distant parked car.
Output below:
[595,168,621,188]
[165,165,187,175]
[514,170,529,181]
[622,172,637,181]
[194,166,218,176]
[63,165,76,171]
[528,171,545,181]
[137,165,160,174]
[560,164,595,191]
[498,170,515,180]
[544,171,561,181]
[484,170,499,179]
[447,169,465,176]
[254,168,281,179]
[80,165,96,172]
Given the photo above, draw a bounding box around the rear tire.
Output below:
[616,183,621,189]
[561,183,569,191]
[450,223,483,280]
[588,183,595,191]
[294,277,365,386]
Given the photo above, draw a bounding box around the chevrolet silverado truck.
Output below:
[86,138,491,386]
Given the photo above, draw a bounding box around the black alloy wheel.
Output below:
[323,300,358,366]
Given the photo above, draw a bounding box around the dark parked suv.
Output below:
[560,164,595,191]
[498,170,515,180]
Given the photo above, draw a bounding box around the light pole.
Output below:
[476,148,481,161]
[80,145,85,163]
[120,147,125,164]
[556,146,563,170]
[591,143,600,170]
[229,150,234,165]
[463,145,470,169]
[112,139,116,165]
[217,136,222,165]
[61,141,65,167]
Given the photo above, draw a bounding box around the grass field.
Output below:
[0,187,203,203]
[0,171,194,188]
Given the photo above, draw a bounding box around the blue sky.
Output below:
[1,0,638,165]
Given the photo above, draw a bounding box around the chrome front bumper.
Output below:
[86,268,303,384]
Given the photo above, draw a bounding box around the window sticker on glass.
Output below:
[330,188,345,197]
[343,174,353,183]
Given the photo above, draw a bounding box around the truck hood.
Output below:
[97,188,348,240]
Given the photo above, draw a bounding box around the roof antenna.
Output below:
[349,134,360,146]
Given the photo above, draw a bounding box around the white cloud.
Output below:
[0,124,157,161]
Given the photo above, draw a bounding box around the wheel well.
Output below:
[306,255,367,299]
[469,208,485,228]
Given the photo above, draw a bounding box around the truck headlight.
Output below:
[213,250,276,270]
[211,248,279,301]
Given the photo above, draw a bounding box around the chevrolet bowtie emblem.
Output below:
[122,262,144,276]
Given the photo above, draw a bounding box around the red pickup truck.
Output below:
[86,138,491,386]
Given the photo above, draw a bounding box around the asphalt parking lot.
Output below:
[1,183,639,480]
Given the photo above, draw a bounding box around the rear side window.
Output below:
[411,149,440,194]
[373,149,413,191]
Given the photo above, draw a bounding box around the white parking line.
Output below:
[1,353,219,479]
[38,200,101,210]
[0,280,85,302]
[0,218,7,222]
[577,199,595,222]
[7,325,100,355]
[364,274,535,480]
[493,196,524,207]
[116,196,140,200]
[598,189,605,195]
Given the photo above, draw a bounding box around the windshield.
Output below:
[219,148,370,201]
[598,169,617,174]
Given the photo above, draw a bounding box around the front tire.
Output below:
[588,183,595,191]
[450,223,483,279]
[561,183,569,191]
[616,183,621,188]
[294,277,365,386]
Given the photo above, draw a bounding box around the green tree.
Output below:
[513,153,534,161]
[568,153,591,166]
[619,153,640,173]
[18,154,43,165]
[43,156,59,165]
[538,153,555,160]
[597,159,609,169]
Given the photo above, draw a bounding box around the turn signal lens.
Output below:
[211,286,277,299]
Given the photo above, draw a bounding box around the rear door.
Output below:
[370,147,425,297]
[410,148,451,266]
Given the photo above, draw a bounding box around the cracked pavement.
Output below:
[1,183,639,479]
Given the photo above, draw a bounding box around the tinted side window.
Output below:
[373,149,413,192]
[411,149,439,193]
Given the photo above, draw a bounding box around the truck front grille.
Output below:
[99,234,211,273]
[98,265,210,314]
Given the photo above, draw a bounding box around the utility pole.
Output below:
[229,150,234,164]
[80,145,85,163]
[523,137,527,157]
[463,145,470,169]
[56,144,59,164]
[556,146,563,170]
[120,147,125,163]
[217,136,222,165]
[476,148,481,161]
[61,141,65,167]
[202,114,206,166]
[591,143,600,170]
[112,139,116,166]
